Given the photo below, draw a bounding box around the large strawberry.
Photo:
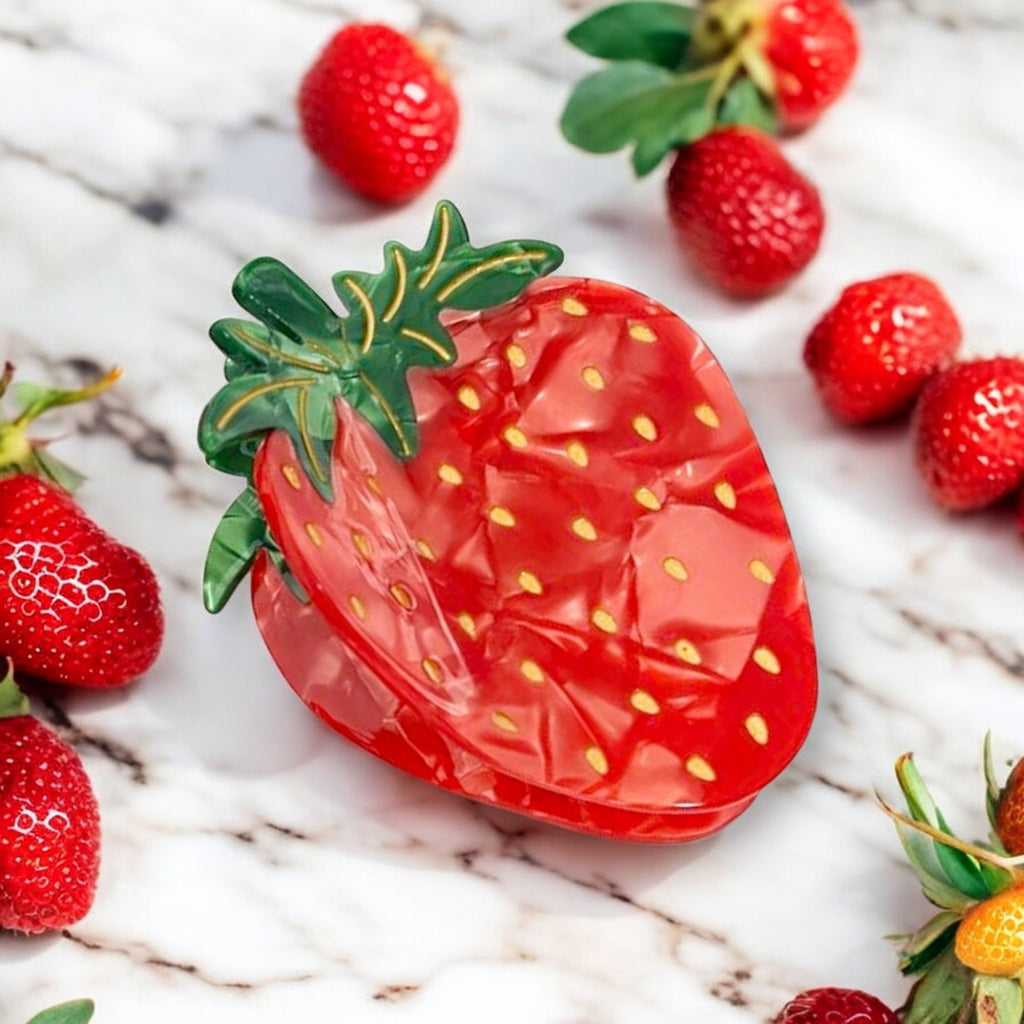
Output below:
[298,22,459,205]
[198,201,817,843]
[560,0,858,177]
[0,666,101,933]
[0,366,164,688]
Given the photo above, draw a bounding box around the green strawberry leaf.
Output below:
[902,946,972,1024]
[898,754,993,901]
[892,817,978,913]
[560,62,716,176]
[566,2,695,69]
[976,976,1024,1024]
[984,732,1004,836]
[898,910,961,975]
[24,1001,95,1024]
[718,75,778,133]
[0,661,30,720]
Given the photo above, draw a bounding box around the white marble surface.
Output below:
[2,0,1024,1020]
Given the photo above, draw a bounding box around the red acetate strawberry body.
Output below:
[762,0,860,131]
[0,475,163,688]
[298,23,459,204]
[251,277,817,841]
[0,715,100,932]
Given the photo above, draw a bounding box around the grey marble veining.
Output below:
[2,0,1023,1021]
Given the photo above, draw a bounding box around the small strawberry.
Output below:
[954,885,1024,977]
[0,365,163,688]
[773,988,898,1024]
[803,273,963,424]
[298,22,459,204]
[911,357,1024,511]
[560,0,858,176]
[0,666,100,933]
[666,126,823,296]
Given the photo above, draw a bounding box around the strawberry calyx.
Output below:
[560,0,779,176]
[0,659,31,720]
[0,362,121,493]
[198,200,563,612]
[880,747,1024,1024]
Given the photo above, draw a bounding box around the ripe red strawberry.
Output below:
[0,365,164,688]
[985,745,1024,856]
[560,0,858,178]
[298,23,459,205]
[756,0,860,131]
[198,201,817,842]
[0,667,100,933]
[666,127,824,297]
[803,273,963,424]
[774,989,898,1024]
[912,357,1024,511]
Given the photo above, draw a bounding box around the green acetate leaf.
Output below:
[899,911,961,975]
[203,486,270,613]
[232,257,345,346]
[718,74,779,133]
[24,1000,95,1024]
[975,976,1024,1024]
[566,1,695,69]
[902,947,971,1024]
[198,200,562,609]
[561,62,705,155]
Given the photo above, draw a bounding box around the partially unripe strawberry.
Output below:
[995,758,1024,855]
[298,23,459,204]
[954,885,1024,977]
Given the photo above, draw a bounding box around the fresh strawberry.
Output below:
[912,357,1024,511]
[298,22,459,204]
[985,741,1024,856]
[0,666,100,933]
[773,988,898,1024]
[882,746,1024,1024]
[0,365,164,688]
[560,0,858,176]
[198,201,817,843]
[665,126,823,297]
[803,273,963,424]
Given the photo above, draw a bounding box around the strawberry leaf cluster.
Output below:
[886,745,1024,1024]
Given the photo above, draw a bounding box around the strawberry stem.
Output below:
[0,659,31,720]
[0,364,121,491]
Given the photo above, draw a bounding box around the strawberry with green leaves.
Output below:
[0,366,163,689]
[881,742,1024,1024]
[198,201,817,842]
[560,0,858,176]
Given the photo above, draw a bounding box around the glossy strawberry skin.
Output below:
[0,715,100,933]
[0,475,163,688]
[250,277,817,842]
[803,273,962,424]
[954,885,1024,976]
[763,0,860,131]
[666,127,824,298]
[912,357,1024,511]
[298,23,459,204]
[774,989,898,1024]
[996,758,1024,855]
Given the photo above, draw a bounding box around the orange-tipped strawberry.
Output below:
[881,745,1024,1024]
